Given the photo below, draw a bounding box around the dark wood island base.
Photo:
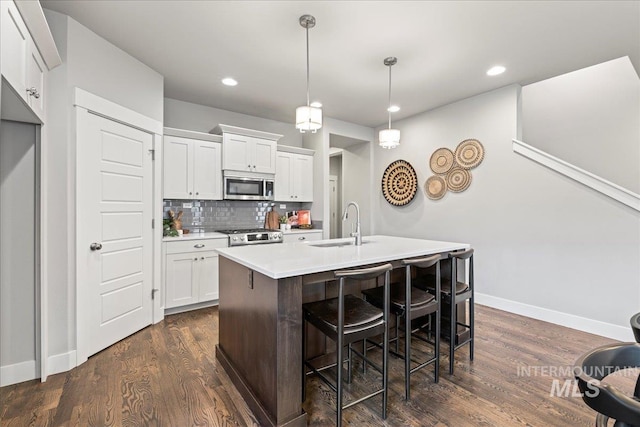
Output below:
[217,256,307,427]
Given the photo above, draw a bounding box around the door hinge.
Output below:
[152,289,159,300]
[151,218,155,229]
[148,149,155,160]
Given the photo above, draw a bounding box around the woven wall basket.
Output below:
[454,139,484,169]
[381,160,418,206]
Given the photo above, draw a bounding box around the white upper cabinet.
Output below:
[163,128,222,200]
[1,0,60,124]
[212,124,282,175]
[1,0,29,99]
[275,147,314,202]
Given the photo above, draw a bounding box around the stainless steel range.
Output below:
[216,228,283,246]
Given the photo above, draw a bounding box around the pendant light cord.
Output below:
[306,26,310,108]
[388,64,392,130]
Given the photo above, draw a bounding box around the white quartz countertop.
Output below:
[163,232,228,242]
[216,235,469,279]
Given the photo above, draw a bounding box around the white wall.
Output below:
[373,85,640,340]
[43,10,164,369]
[164,98,302,147]
[341,142,372,238]
[0,121,37,383]
[308,117,374,239]
[522,57,640,193]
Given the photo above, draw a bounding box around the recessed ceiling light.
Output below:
[486,66,506,76]
[310,101,322,108]
[222,77,238,86]
[387,105,400,113]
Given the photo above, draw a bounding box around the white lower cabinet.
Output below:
[164,238,227,309]
[282,231,323,244]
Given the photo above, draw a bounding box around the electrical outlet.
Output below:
[280,204,286,210]
[182,202,192,209]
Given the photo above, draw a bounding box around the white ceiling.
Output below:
[41,1,639,128]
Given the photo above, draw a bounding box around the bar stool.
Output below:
[302,263,392,427]
[418,248,474,374]
[361,254,441,400]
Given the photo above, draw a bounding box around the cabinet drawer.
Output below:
[165,238,228,254]
[283,231,323,244]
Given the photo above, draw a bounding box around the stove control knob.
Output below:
[232,237,238,241]
[277,233,282,239]
[240,236,246,241]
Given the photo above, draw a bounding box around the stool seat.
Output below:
[304,294,384,337]
[416,275,469,295]
[363,283,435,315]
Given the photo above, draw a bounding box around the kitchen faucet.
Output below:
[342,201,362,246]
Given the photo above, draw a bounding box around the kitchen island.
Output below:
[215,235,469,427]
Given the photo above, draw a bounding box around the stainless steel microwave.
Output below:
[223,172,275,201]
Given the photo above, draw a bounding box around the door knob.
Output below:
[90,242,103,251]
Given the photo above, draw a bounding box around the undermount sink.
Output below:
[309,240,367,248]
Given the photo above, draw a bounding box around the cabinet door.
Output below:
[275,152,293,201]
[196,251,219,302]
[165,253,198,308]
[25,42,45,120]
[1,0,29,103]
[252,138,277,174]
[293,154,314,202]
[163,135,193,199]
[193,141,222,200]
[223,133,251,172]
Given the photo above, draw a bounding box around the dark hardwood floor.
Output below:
[1,304,632,426]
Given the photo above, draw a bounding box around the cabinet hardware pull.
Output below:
[194,244,205,248]
[201,257,205,260]
[299,237,306,240]
[194,257,198,261]
[90,242,102,251]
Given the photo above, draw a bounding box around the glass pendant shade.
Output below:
[295,105,322,133]
[379,128,401,149]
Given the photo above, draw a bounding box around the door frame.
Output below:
[69,88,163,369]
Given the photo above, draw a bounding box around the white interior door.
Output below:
[329,176,339,239]
[77,110,153,363]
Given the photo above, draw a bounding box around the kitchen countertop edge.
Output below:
[162,232,228,242]
[217,235,470,279]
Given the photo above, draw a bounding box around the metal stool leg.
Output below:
[405,265,412,400]
[450,293,456,375]
[336,277,345,427]
[469,296,475,361]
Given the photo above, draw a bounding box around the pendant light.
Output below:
[379,57,400,149]
[295,14,322,133]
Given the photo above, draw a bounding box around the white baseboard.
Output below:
[0,359,37,386]
[476,293,633,342]
[46,350,77,377]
